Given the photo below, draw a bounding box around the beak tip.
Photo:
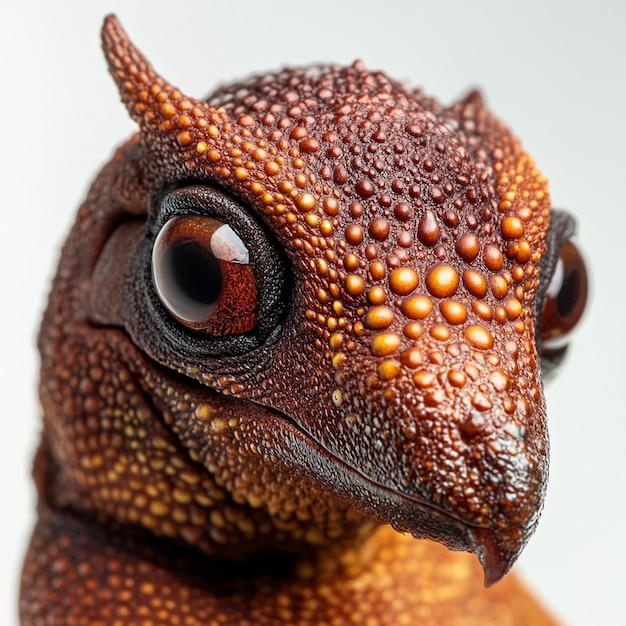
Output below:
[472,527,522,587]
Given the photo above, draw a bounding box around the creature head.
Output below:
[37,15,587,587]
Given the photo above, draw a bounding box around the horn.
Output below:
[101,15,227,145]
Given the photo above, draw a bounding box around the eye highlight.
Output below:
[152,215,257,336]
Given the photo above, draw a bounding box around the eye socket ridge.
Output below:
[130,185,288,361]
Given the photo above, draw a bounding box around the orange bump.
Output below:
[426,264,459,298]
[483,244,504,271]
[345,275,365,297]
[344,253,359,271]
[464,325,493,350]
[490,275,509,300]
[177,131,192,146]
[463,270,487,298]
[367,286,386,305]
[430,325,451,341]
[371,333,401,356]
[472,392,493,411]
[264,161,280,176]
[489,370,510,392]
[323,196,339,215]
[400,348,423,369]
[365,306,395,330]
[501,216,524,239]
[329,332,344,350]
[332,352,346,370]
[369,261,386,280]
[345,224,364,245]
[378,359,400,380]
[401,295,433,320]
[447,370,466,388]
[389,267,419,296]
[296,193,316,212]
[504,297,523,319]
[455,233,479,262]
[320,219,334,236]
[403,322,423,339]
[472,300,493,321]
[160,102,176,117]
[516,240,531,263]
[440,300,468,325]
[413,370,436,388]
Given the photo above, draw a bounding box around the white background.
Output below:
[2,1,625,624]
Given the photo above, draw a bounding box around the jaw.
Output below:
[106,332,536,585]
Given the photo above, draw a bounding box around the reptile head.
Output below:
[37,15,587,587]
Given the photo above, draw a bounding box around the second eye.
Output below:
[152,215,257,336]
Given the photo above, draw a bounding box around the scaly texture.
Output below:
[21,15,561,624]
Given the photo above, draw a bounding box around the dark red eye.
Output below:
[152,215,257,336]
[539,240,588,350]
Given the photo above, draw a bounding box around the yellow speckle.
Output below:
[160,102,176,117]
[211,418,227,433]
[177,131,192,146]
[195,404,213,420]
[149,500,170,517]
[378,359,400,380]
[332,389,343,407]
[140,582,156,595]
[305,213,320,227]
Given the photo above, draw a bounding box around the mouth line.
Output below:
[269,405,491,533]
[89,318,492,538]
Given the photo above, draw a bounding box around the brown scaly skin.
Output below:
[20,15,563,624]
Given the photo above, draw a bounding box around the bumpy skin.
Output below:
[21,15,558,625]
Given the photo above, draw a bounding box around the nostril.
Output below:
[459,413,487,444]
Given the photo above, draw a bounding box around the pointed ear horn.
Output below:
[101,15,226,135]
